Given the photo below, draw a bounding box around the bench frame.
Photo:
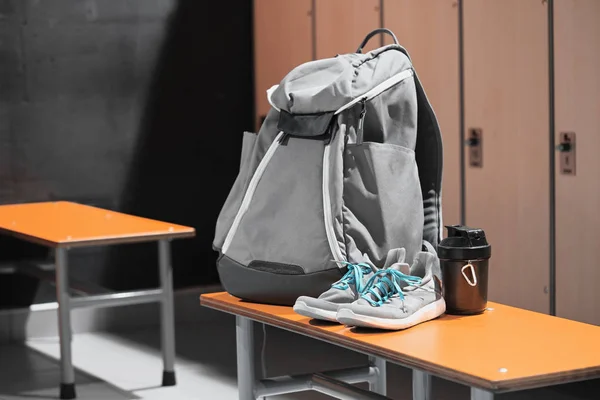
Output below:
[235,315,496,400]
[0,201,196,400]
[54,239,177,399]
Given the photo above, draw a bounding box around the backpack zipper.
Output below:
[222,131,286,254]
[356,98,367,144]
[334,68,414,115]
[267,68,414,116]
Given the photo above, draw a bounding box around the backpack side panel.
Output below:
[224,133,337,270]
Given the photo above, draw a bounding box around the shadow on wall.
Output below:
[105,0,254,291]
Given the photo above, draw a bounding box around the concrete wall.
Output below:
[0,0,254,306]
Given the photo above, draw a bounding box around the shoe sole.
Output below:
[293,300,339,322]
[336,298,446,330]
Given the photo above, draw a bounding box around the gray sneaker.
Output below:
[336,243,445,330]
[293,248,406,322]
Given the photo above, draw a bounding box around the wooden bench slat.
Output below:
[0,201,195,247]
[200,291,600,392]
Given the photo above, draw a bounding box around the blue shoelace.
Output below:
[331,262,373,294]
[361,268,422,307]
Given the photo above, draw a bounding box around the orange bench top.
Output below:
[201,291,600,392]
[0,201,195,247]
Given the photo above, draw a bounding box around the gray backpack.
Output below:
[213,29,443,305]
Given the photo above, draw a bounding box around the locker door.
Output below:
[315,0,381,59]
[555,1,600,325]
[463,0,549,313]
[253,0,313,131]
[383,0,461,231]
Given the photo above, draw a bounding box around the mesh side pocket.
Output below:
[213,131,258,250]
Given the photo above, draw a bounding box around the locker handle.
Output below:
[356,28,398,53]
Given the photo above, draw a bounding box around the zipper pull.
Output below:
[279,132,290,145]
[357,97,367,144]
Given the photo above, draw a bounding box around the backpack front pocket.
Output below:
[343,142,424,266]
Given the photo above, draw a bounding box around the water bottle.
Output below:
[438,225,492,315]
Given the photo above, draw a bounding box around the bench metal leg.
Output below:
[56,248,76,399]
[368,356,387,395]
[158,239,176,386]
[312,373,391,399]
[471,388,494,400]
[412,369,432,400]
[236,316,256,400]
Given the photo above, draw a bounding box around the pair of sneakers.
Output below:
[293,243,446,330]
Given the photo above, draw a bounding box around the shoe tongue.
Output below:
[383,248,407,269]
[363,262,411,302]
[389,262,410,275]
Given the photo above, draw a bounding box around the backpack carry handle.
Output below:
[356,28,399,53]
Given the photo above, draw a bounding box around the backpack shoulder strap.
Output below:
[414,71,444,248]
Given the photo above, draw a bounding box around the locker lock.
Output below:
[557,132,576,175]
[555,142,572,152]
[465,137,480,147]
[467,128,483,168]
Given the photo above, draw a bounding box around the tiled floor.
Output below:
[0,309,598,399]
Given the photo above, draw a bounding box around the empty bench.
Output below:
[200,291,600,400]
[0,201,195,399]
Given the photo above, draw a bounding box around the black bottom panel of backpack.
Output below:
[216,254,343,306]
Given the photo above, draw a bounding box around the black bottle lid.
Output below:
[438,225,492,260]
